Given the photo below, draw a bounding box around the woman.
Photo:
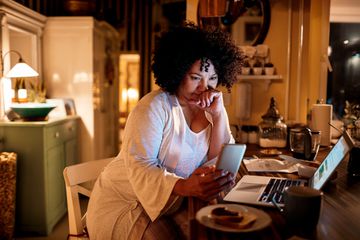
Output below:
[87,22,243,239]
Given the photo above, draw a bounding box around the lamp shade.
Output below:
[5,62,39,78]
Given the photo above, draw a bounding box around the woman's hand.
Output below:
[189,88,224,118]
[173,165,236,201]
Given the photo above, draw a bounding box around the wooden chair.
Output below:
[63,158,113,239]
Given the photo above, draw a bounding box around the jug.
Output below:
[289,128,321,160]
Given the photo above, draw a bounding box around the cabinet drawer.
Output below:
[45,120,77,148]
[62,120,77,140]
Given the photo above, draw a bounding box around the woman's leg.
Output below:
[141,205,188,240]
[142,215,185,240]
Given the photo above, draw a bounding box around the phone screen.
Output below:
[215,144,246,174]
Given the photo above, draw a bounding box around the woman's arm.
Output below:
[123,93,182,221]
[207,103,232,160]
[192,90,232,160]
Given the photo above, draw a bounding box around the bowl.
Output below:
[10,103,57,121]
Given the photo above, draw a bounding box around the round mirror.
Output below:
[197,0,271,46]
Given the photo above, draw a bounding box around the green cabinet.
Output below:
[0,116,79,235]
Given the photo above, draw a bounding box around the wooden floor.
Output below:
[14,214,69,240]
[14,198,88,240]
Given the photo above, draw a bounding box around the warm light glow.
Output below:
[121,89,127,103]
[328,46,332,56]
[343,39,349,45]
[73,72,91,83]
[18,89,27,99]
[127,88,139,101]
[2,78,12,112]
[122,87,139,103]
[52,73,61,82]
[5,62,39,78]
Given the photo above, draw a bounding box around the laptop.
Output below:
[224,130,355,207]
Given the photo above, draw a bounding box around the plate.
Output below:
[195,204,272,233]
[260,149,282,156]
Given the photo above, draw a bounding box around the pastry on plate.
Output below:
[209,207,257,229]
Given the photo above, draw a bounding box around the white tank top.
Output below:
[173,100,211,178]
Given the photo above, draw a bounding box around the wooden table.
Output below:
[188,144,360,239]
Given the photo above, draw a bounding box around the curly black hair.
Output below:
[151,22,244,94]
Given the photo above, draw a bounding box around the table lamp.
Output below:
[0,50,39,121]
[1,50,39,78]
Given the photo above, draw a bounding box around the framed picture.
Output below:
[63,98,77,116]
[232,16,263,46]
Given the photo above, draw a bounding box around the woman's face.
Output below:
[176,58,218,103]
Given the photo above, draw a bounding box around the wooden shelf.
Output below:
[236,74,283,90]
[237,74,282,80]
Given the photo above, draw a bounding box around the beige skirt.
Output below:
[124,199,189,240]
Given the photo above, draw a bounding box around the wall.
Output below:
[43,17,120,163]
[330,0,360,22]
[0,0,46,119]
[187,0,330,126]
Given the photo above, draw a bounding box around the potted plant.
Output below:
[264,62,275,75]
[252,60,263,75]
[241,60,251,75]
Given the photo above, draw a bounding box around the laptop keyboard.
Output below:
[258,178,305,204]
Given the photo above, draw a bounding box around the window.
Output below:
[327,23,360,118]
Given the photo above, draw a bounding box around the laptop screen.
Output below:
[311,135,352,190]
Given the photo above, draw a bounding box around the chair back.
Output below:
[63,158,113,239]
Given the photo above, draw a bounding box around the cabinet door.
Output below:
[45,144,66,233]
[65,138,78,166]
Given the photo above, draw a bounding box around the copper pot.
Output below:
[199,0,227,18]
[64,0,96,16]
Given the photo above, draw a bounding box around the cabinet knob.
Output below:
[55,132,60,138]
[69,127,73,132]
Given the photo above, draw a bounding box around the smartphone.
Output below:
[215,144,247,174]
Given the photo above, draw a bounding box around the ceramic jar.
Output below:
[258,97,287,148]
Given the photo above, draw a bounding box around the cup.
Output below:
[280,186,323,238]
[289,128,321,160]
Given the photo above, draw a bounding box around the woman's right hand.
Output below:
[173,165,235,201]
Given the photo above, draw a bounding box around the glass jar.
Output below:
[258,97,287,148]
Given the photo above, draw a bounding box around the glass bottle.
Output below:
[259,97,287,148]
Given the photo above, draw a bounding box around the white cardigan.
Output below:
[87,90,233,239]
